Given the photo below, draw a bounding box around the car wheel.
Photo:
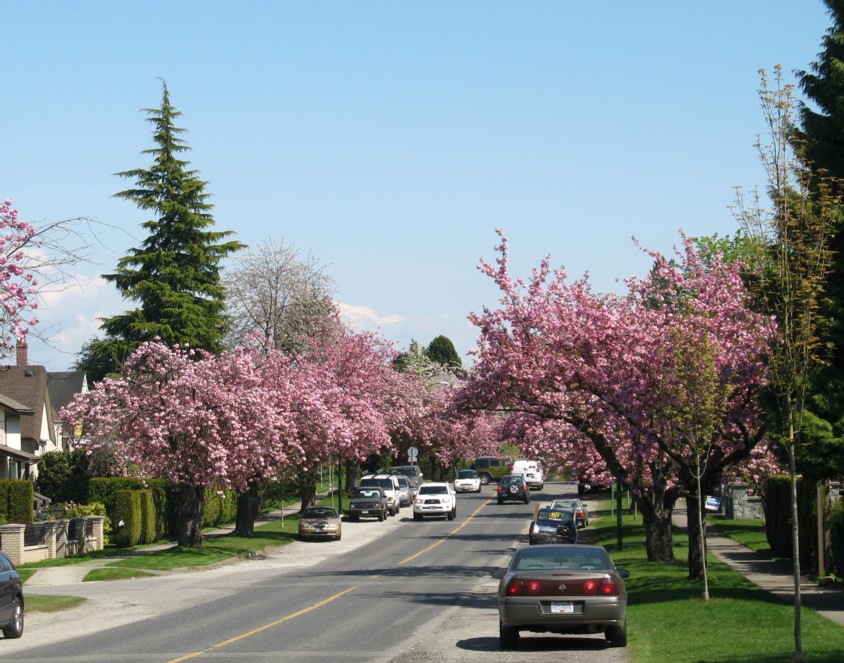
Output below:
[524,494,530,504]
[335,529,342,542]
[479,473,491,485]
[349,514,358,522]
[509,485,519,495]
[2,596,23,639]
[377,510,385,522]
[391,504,398,516]
[413,512,422,521]
[497,498,503,505]
[499,621,518,650]
[606,620,627,647]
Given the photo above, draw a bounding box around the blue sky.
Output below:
[2,1,834,371]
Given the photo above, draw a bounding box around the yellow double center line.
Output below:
[169,497,491,662]
[398,499,491,564]
[167,587,356,662]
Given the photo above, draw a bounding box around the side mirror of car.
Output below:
[617,569,630,579]
[491,568,505,579]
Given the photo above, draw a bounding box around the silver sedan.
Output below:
[493,544,629,650]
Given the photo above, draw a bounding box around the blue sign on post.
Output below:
[705,496,721,512]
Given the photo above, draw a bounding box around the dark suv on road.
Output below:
[497,474,530,504]
[390,465,423,492]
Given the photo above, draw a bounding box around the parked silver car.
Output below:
[493,544,629,649]
[393,473,413,506]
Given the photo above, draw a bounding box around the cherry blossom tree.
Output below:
[0,199,39,351]
[61,341,300,547]
[276,314,422,507]
[460,230,775,569]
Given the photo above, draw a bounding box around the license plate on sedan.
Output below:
[550,602,575,614]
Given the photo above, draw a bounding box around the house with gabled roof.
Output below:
[0,343,62,481]
[47,370,88,447]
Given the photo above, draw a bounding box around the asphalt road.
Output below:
[4,482,631,663]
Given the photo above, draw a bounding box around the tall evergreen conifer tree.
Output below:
[89,81,244,374]
[795,0,844,479]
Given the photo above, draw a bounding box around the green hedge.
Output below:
[88,477,177,542]
[0,480,33,524]
[139,490,156,544]
[202,488,237,528]
[112,489,143,547]
[87,479,237,544]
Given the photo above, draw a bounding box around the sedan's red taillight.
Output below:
[601,578,621,595]
[582,577,622,596]
[526,580,541,594]
[506,578,542,595]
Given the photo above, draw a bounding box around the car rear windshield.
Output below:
[513,548,610,571]
[537,509,575,524]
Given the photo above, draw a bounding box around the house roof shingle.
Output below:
[0,365,50,442]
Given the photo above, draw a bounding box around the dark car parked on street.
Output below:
[493,544,629,650]
[0,550,24,639]
[348,486,388,521]
[497,474,530,504]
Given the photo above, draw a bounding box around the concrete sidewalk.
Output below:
[674,506,844,629]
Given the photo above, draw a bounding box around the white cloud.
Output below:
[20,274,124,371]
[337,302,405,328]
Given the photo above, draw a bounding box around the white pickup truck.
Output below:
[412,482,457,521]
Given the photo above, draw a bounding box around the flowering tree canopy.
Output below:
[0,199,40,353]
[61,342,301,547]
[460,230,776,564]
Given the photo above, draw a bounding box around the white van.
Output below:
[511,459,544,490]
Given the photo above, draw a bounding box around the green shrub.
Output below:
[7,480,33,524]
[112,490,143,548]
[35,449,89,504]
[830,498,844,577]
[87,477,145,515]
[0,481,10,522]
[139,490,155,544]
[62,501,111,542]
[63,501,106,518]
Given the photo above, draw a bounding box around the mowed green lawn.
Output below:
[588,502,844,663]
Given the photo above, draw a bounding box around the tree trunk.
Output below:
[345,460,360,491]
[299,476,317,510]
[178,485,206,548]
[686,493,707,581]
[637,495,675,562]
[234,482,262,537]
